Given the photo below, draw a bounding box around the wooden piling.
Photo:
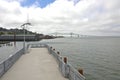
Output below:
[63,57,67,64]
[57,52,60,55]
[78,68,83,75]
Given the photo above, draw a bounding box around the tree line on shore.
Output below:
[0,27,36,35]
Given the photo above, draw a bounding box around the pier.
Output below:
[0,43,85,80]
[0,48,68,80]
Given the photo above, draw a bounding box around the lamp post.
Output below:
[21,22,31,54]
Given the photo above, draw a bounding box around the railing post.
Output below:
[48,46,52,54]
[63,57,69,78]
[53,48,55,51]
[57,51,60,55]
[60,56,62,59]
[57,52,60,61]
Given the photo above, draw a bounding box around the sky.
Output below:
[0,0,120,36]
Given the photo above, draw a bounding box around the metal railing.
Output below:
[29,43,47,48]
[0,48,24,77]
[29,43,85,80]
[0,43,45,78]
[47,46,85,80]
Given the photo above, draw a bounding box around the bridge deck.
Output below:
[0,48,68,80]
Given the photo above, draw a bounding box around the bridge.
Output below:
[49,32,88,38]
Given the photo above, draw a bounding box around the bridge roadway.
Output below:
[0,48,68,80]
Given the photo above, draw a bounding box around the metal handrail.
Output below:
[45,44,85,80]
[0,48,24,77]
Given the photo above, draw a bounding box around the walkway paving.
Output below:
[0,48,68,80]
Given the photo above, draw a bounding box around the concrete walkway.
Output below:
[0,48,68,80]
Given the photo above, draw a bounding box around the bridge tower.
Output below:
[70,32,73,38]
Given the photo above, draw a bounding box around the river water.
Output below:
[0,37,120,80]
[0,42,23,63]
[41,37,120,80]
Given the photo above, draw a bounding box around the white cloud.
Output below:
[0,0,120,36]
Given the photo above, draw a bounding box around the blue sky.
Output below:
[21,0,56,8]
[21,0,80,8]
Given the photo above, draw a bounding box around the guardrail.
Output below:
[0,43,45,78]
[0,42,13,47]
[0,48,24,77]
[29,43,85,80]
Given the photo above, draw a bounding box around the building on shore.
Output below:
[0,34,43,41]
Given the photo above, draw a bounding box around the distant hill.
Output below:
[0,27,56,39]
[0,27,36,35]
